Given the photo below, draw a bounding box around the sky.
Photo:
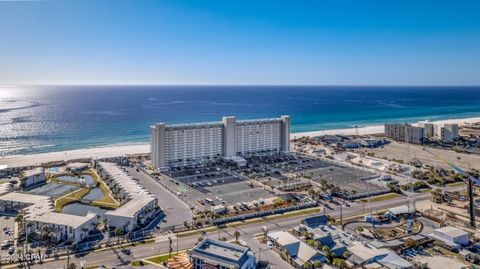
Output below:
[1,0,480,85]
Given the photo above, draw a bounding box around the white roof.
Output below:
[435,226,468,238]
[386,205,411,215]
[348,242,412,269]
[98,162,150,199]
[98,162,157,218]
[66,162,89,169]
[268,231,321,265]
[105,195,156,218]
[23,167,45,177]
[0,192,94,228]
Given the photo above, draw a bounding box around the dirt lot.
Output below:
[360,141,480,170]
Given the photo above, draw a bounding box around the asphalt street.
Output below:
[24,187,449,269]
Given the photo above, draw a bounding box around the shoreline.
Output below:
[292,116,480,138]
[1,116,480,168]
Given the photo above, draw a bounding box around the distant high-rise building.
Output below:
[434,123,459,142]
[417,122,435,138]
[384,123,424,144]
[150,115,290,168]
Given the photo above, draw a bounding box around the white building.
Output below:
[384,123,423,144]
[66,162,89,173]
[417,122,435,138]
[267,231,327,267]
[96,162,158,232]
[429,226,470,250]
[348,242,412,269]
[0,192,96,243]
[434,123,459,142]
[21,167,46,188]
[189,238,256,269]
[151,116,291,168]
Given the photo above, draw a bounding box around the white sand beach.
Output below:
[291,116,480,138]
[0,143,150,168]
[1,116,480,168]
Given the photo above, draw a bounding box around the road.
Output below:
[126,168,193,226]
[23,188,447,269]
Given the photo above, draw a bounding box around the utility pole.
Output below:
[340,203,343,226]
[469,177,476,227]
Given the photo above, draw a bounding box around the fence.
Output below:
[212,201,318,225]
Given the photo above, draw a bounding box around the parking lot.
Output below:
[162,170,277,210]
[303,165,385,195]
[0,216,15,256]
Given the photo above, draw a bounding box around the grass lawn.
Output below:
[131,250,187,266]
[54,187,90,212]
[89,169,120,208]
[359,193,402,203]
[447,182,465,187]
[145,253,172,264]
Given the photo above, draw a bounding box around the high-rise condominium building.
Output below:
[384,123,424,144]
[150,115,291,168]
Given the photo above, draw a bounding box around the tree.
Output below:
[234,231,240,243]
[332,258,347,268]
[313,260,322,268]
[303,261,313,269]
[67,263,77,269]
[322,246,333,264]
[431,188,443,203]
[404,237,418,248]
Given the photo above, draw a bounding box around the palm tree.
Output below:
[303,261,313,269]
[313,260,322,268]
[322,246,333,264]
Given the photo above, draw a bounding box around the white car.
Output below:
[267,241,273,249]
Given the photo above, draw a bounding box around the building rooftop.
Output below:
[268,231,325,266]
[190,238,251,268]
[302,215,329,228]
[348,242,412,269]
[0,192,94,228]
[66,162,89,169]
[98,162,151,199]
[435,226,469,238]
[98,162,157,218]
[386,205,412,216]
[23,167,45,178]
[105,195,156,218]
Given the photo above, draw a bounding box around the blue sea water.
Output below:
[1,85,480,156]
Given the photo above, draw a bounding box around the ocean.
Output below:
[1,85,480,156]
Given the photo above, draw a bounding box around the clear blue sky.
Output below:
[1,0,480,85]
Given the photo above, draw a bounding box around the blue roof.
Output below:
[303,215,329,228]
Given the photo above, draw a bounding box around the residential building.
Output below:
[429,226,470,250]
[0,192,96,243]
[434,123,459,142]
[150,116,291,168]
[267,231,327,268]
[384,123,423,144]
[348,242,412,269]
[417,122,435,138]
[189,238,256,269]
[21,167,46,188]
[293,224,349,257]
[66,162,89,173]
[96,162,158,232]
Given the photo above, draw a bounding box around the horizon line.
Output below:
[2,83,480,87]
